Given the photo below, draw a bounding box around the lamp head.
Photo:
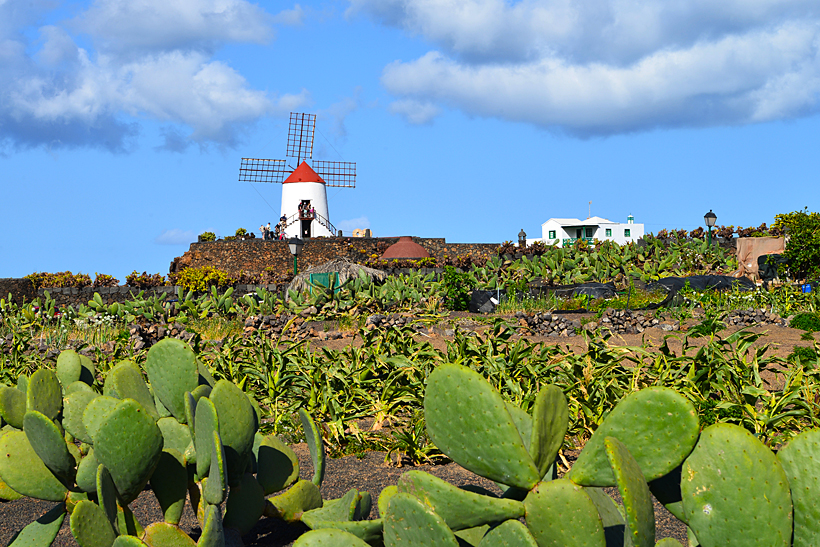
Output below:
[704,210,717,228]
[288,237,304,257]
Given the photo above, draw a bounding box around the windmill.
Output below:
[238,112,356,239]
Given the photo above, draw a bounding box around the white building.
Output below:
[530,215,645,247]
[280,162,334,238]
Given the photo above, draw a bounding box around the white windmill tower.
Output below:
[238,113,356,238]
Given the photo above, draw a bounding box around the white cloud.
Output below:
[72,0,273,58]
[337,216,370,233]
[389,98,441,124]
[0,1,310,152]
[155,228,196,245]
[319,88,362,140]
[351,0,820,135]
[272,4,306,26]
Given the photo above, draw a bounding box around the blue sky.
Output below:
[2,0,820,281]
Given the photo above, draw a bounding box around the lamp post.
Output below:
[518,229,527,248]
[288,237,304,276]
[704,210,717,246]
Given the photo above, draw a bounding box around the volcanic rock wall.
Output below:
[168,237,499,278]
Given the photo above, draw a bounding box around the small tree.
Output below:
[773,208,820,280]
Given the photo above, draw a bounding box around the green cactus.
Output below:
[529,385,568,479]
[0,430,68,501]
[384,492,459,547]
[97,464,120,535]
[223,472,266,535]
[106,360,159,419]
[477,519,537,547]
[203,430,227,506]
[299,408,326,487]
[778,429,820,547]
[569,387,699,487]
[6,503,66,547]
[150,450,188,525]
[144,338,200,422]
[266,479,323,522]
[397,470,525,531]
[23,410,76,483]
[157,416,193,455]
[210,379,255,484]
[82,396,120,442]
[198,504,224,547]
[681,424,792,547]
[26,369,62,421]
[195,396,219,479]
[142,522,197,547]
[293,529,371,547]
[93,398,163,504]
[253,433,299,495]
[0,384,27,429]
[523,478,606,547]
[70,499,117,547]
[604,437,655,547]
[64,390,99,444]
[424,364,540,489]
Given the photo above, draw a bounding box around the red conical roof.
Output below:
[381,237,431,259]
[284,161,325,184]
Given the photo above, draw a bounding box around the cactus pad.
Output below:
[477,519,537,547]
[6,503,66,547]
[204,430,228,506]
[57,350,83,387]
[70,500,117,547]
[150,450,188,525]
[0,430,68,501]
[569,387,699,487]
[398,470,525,531]
[76,449,101,493]
[584,487,630,547]
[26,369,63,421]
[198,503,224,547]
[681,424,791,547]
[266,479,323,522]
[23,410,76,482]
[424,364,540,489]
[254,433,299,495]
[113,537,150,547]
[604,437,654,547]
[108,360,159,419]
[0,385,27,429]
[210,380,256,484]
[67,381,95,395]
[93,399,163,504]
[157,417,193,455]
[302,520,383,544]
[655,540,683,547]
[195,397,218,479]
[82,396,120,443]
[223,472,266,535]
[302,488,360,525]
[299,409,326,487]
[142,522,197,547]
[145,338,200,422]
[778,429,820,547]
[96,465,120,535]
[378,485,397,517]
[524,478,606,547]
[64,390,99,444]
[383,492,459,547]
[293,529,371,547]
[530,385,568,478]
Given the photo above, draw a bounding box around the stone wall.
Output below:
[169,237,499,278]
[0,278,36,304]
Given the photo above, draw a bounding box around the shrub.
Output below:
[199,231,216,241]
[170,266,235,292]
[125,271,167,288]
[92,273,119,288]
[441,266,470,311]
[790,312,820,332]
[235,227,248,237]
[24,271,92,289]
[788,346,819,365]
[774,208,820,280]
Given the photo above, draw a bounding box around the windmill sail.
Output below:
[313,160,356,188]
[238,158,287,183]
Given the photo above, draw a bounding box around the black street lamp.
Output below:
[518,229,527,248]
[288,237,304,275]
[704,210,717,246]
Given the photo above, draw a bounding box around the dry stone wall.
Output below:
[169,237,499,278]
